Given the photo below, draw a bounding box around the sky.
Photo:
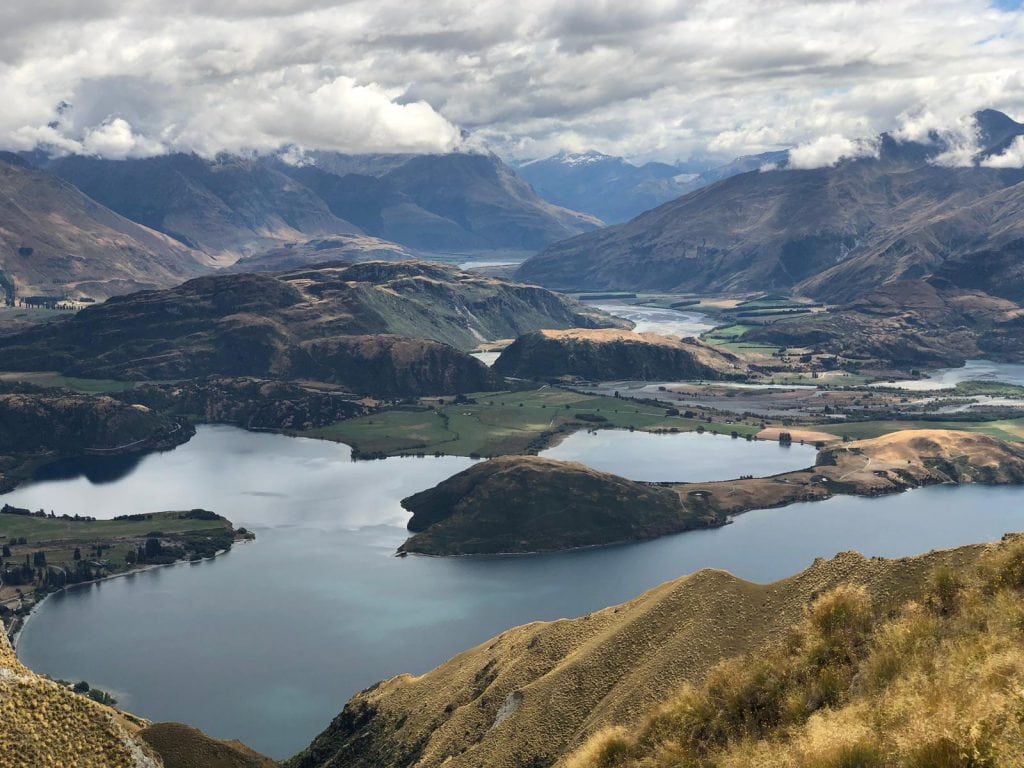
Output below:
[1,0,1022,165]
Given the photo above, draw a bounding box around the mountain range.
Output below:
[516,110,1024,303]
[516,149,787,223]
[31,151,599,261]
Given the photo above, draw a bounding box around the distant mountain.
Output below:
[517,111,1024,302]
[516,150,787,223]
[41,153,362,260]
[0,262,623,393]
[31,151,601,265]
[0,155,212,301]
[279,151,602,252]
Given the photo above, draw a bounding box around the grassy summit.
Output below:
[493,328,746,381]
[399,455,699,555]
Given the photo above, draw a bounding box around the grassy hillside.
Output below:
[569,537,1024,768]
[492,329,747,381]
[287,540,1010,768]
[0,629,164,768]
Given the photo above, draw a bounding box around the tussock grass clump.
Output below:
[565,551,1024,768]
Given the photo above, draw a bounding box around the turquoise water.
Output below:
[8,426,1024,759]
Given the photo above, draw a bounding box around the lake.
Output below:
[8,426,1024,759]
[876,359,1024,391]
[539,429,817,482]
[586,301,716,338]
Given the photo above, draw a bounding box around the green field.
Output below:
[812,418,1024,442]
[0,510,228,543]
[304,387,759,457]
[0,510,238,605]
[0,371,138,393]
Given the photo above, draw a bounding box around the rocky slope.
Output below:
[0,155,213,301]
[516,110,1024,303]
[399,456,698,555]
[278,152,601,253]
[492,328,746,381]
[286,537,1009,768]
[0,261,622,392]
[228,236,413,273]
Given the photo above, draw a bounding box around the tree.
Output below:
[1,544,10,558]
[73,547,81,561]
[144,537,162,559]
[32,551,47,568]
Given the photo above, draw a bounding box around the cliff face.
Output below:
[492,328,745,381]
[398,455,699,555]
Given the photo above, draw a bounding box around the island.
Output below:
[399,430,1024,555]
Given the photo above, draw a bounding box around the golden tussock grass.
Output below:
[565,538,1024,768]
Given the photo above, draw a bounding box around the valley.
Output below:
[2,61,1024,768]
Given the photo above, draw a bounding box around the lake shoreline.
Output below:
[8,539,249,653]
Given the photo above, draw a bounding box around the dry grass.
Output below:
[289,544,987,768]
[0,632,163,768]
[564,537,1024,768]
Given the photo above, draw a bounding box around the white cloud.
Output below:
[982,135,1024,167]
[787,135,881,170]
[0,1,1021,162]
[81,118,165,159]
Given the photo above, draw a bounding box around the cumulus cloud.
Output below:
[0,0,1022,162]
[81,118,165,159]
[787,135,881,170]
[982,135,1024,167]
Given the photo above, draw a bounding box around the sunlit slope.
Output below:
[286,540,997,768]
[0,632,162,768]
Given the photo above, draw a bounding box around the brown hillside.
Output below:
[285,541,996,768]
[493,328,745,381]
[0,157,213,301]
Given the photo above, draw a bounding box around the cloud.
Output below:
[786,135,881,169]
[0,0,1021,162]
[982,135,1024,167]
[81,118,165,159]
